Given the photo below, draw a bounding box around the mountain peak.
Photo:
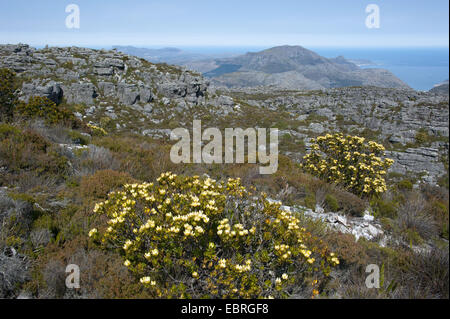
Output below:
[203,45,410,90]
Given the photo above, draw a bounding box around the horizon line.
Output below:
[2,42,449,50]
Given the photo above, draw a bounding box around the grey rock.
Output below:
[62,83,97,105]
[387,147,446,183]
[308,123,325,134]
[98,81,116,96]
[117,83,139,105]
[94,67,113,76]
[21,81,63,104]
[142,129,172,139]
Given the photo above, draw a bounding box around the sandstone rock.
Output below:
[21,81,63,104]
[62,83,98,105]
[309,123,325,134]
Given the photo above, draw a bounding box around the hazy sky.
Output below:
[0,0,448,48]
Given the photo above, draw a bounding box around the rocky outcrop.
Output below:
[225,86,448,184]
[0,44,208,108]
[21,81,63,104]
[61,83,98,105]
[386,147,446,184]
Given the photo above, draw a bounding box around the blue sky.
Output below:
[0,0,448,48]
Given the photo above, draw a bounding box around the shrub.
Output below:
[407,246,449,298]
[87,123,107,137]
[415,128,432,145]
[68,130,90,145]
[334,190,367,217]
[15,96,78,127]
[396,179,414,191]
[0,125,68,176]
[80,170,136,200]
[396,194,438,241]
[303,193,316,210]
[90,173,339,299]
[430,201,449,239]
[0,68,17,120]
[65,145,120,177]
[300,133,394,197]
[325,194,339,212]
[371,197,398,219]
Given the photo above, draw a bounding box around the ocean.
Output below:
[312,47,449,92]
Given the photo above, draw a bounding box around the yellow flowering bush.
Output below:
[90,172,339,298]
[87,123,108,136]
[300,133,394,197]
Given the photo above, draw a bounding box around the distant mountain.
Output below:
[114,46,208,65]
[195,45,410,90]
[430,79,449,95]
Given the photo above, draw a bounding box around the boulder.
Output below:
[21,81,63,104]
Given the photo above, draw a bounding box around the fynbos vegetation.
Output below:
[0,44,448,300]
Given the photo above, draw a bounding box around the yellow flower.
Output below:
[218,259,227,269]
[123,240,132,250]
[88,228,98,237]
[140,276,154,285]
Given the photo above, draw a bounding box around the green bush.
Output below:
[403,229,424,246]
[90,173,339,299]
[397,179,414,191]
[325,194,339,212]
[0,68,18,120]
[0,125,68,176]
[16,96,78,127]
[415,128,432,145]
[303,193,316,210]
[370,198,398,219]
[68,130,90,145]
[334,190,367,217]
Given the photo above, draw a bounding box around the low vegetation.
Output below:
[0,67,448,299]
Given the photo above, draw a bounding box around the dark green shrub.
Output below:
[371,198,398,219]
[0,68,18,120]
[16,96,78,127]
[397,179,414,191]
[325,194,339,211]
[303,193,316,209]
[335,191,367,217]
[68,130,90,145]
